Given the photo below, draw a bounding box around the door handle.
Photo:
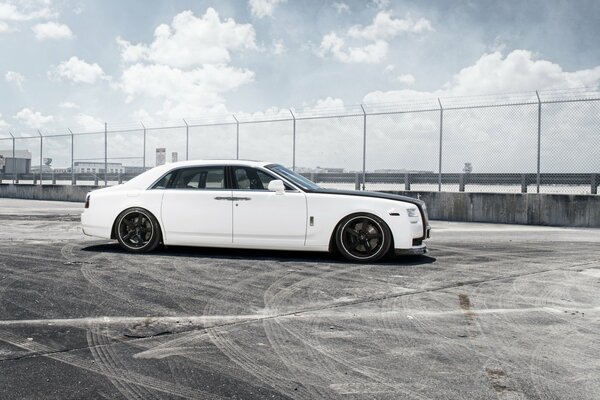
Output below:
[231,197,251,201]
[214,196,233,201]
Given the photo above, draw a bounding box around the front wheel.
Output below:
[115,208,161,253]
[335,214,391,262]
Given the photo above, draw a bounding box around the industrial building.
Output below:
[0,150,32,174]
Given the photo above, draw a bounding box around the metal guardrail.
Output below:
[1,172,598,195]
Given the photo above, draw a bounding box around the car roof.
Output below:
[123,159,278,189]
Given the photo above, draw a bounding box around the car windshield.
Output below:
[266,164,321,190]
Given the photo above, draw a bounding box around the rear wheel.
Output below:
[115,208,161,253]
[335,214,391,262]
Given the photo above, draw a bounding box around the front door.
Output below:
[231,166,307,249]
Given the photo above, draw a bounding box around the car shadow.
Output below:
[81,242,436,266]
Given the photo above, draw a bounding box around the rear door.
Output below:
[160,166,233,245]
[231,166,307,249]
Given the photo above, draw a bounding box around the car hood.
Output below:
[307,188,425,208]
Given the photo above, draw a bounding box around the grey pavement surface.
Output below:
[0,198,599,399]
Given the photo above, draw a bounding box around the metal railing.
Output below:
[1,88,599,195]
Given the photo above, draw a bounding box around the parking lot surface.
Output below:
[0,198,599,399]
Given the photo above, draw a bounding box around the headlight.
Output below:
[407,208,418,218]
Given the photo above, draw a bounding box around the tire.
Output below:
[335,213,391,263]
[115,208,161,253]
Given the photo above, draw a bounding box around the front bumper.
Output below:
[395,244,428,256]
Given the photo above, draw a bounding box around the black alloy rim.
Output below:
[119,212,153,248]
[341,218,383,258]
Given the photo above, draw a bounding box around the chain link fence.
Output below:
[1,89,599,195]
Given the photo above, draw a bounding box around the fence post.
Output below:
[9,131,15,184]
[521,174,528,193]
[289,109,296,171]
[459,173,465,192]
[68,129,75,185]
[183,119,189,161]
[233,114,239,160]
[141,122,146,171]
[360,104,367,191]
[104,122,107,187]
[438,98,443,192]
[37,130,43,186]
[405,172,411,191]
[592,174,598,195]
[536,90,541,194]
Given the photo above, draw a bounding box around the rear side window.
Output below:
[172,167,225,189]
[152,171,175,189]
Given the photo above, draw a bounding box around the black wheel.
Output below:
[115,208,161,253]
[335,214,391,262]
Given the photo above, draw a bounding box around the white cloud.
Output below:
[447,50,600,96]
[14,108,54,129]
[0,2,56,22]
[272,38,286,55]
[59,101,78,109]
[319,11,432,64]
[75,113,104,131]
[249,0,286,19]
[319,32,387,64]
[5,70,24,88]
[32,21,74,40]
[397,73,415,85]
[348,11,434,41]
[119,63,254,119]
[363,50,600,103]
[116,8,256,68]
[52,56,109,84]
[0,21,13,33]
[333,2,350,13]
[0,113,8,129]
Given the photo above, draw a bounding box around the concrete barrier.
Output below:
[385,191,600,228]
[0,184,97,202]
[1,184,599,227]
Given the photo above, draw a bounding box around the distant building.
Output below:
[316,166,345,173]
[73,161,124,174]
[463,163,473,173]
[156,148,166,166]
[123,166,147,174]
[0,150,32,174]
[171,152,178,163]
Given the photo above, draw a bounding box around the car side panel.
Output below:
[304,193,420,251]
[81,188,165,240]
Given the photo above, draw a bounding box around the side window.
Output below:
[233,167,292,190]
[172,167,225,189]
[152,171,175,189]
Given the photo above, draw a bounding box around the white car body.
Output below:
[81,160,430,258]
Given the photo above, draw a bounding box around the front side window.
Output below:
[233,167,288,190]
[266,164,321,190]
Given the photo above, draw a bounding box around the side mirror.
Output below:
[268,179,285,194]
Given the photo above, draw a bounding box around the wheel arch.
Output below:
[328,211,395,253]
[111,206,163,241]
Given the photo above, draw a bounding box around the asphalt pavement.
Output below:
[0,198,599,399]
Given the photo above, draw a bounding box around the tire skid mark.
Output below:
[80,263,176,315]
[258,264,430,399]
[87,328,144,400]
[0,329,225,399]
[88,324,161,400]
[204,261,318,399]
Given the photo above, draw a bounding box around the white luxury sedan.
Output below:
[81,160,430,262]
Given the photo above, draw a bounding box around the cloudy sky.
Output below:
[1,0,600,134]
